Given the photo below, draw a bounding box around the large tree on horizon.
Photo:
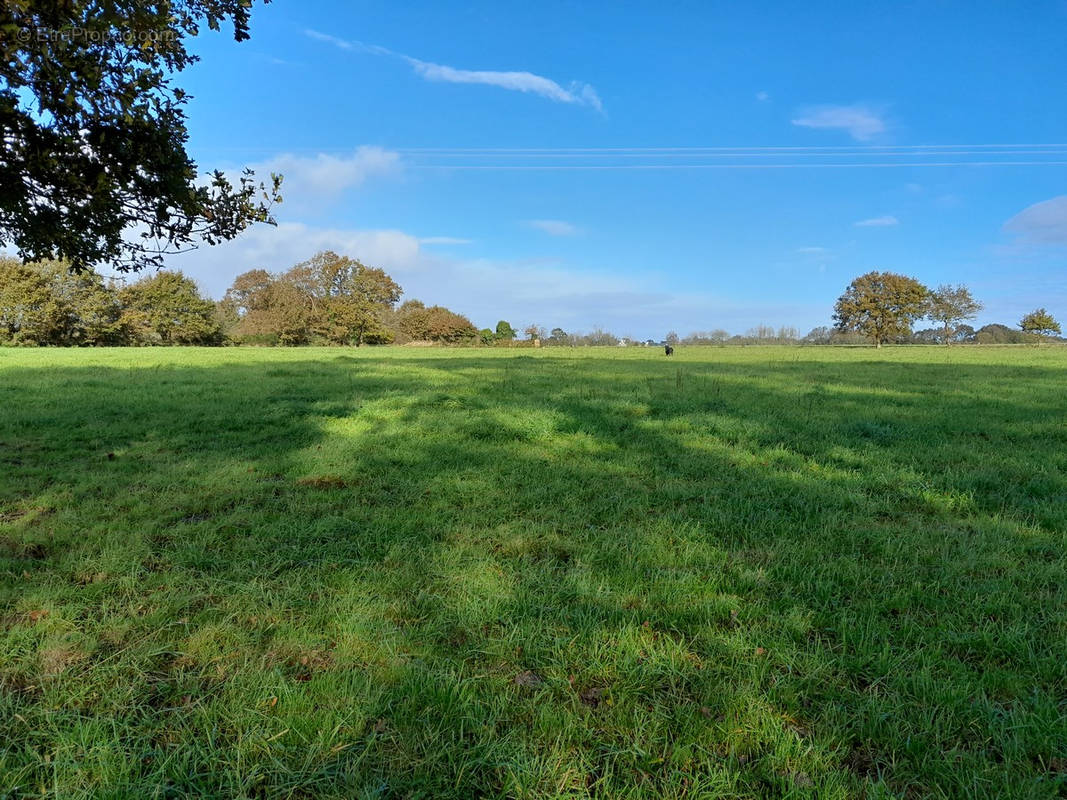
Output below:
[0,1,280,273]
[833,271,929,348]
[294,251,402,346]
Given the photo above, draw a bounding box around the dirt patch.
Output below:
[265,646,335,682]
[296,475,351,490]
[514,670,544,689]
[0,538,49,560]
[39,645,87,677]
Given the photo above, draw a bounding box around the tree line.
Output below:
[2,257,1062,348]
[0,251,464,347]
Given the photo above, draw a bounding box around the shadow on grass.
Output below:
[1,351,1065,798]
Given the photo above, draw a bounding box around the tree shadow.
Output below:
[1,350,1065,798]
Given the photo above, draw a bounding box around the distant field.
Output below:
[1,345,1065,799]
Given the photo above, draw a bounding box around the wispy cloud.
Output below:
[419,236,473,245]
[854,215,899,227]
[304,29,355,51]
[526,219,580,236]
[407,59,602,111]
[795,246,826,254]
[1004,195,1067,244]
[756,91,770,102]
[304,29,602,111]
[304,29,391,56]
[791,104,887,141]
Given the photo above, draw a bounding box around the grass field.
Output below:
[1,345,1065,799]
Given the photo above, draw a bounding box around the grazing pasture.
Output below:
[1,345,1065,799]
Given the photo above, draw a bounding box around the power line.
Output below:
[409,161,1067,170]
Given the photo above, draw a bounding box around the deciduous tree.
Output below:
[119,271,220,344]
[0,257,64,344]
[1019,308,1061,339]
[1,1,280,273]
[927,284,983,344]
[523,324,546,341]
[833,271,929,347]
[294,251,401,346]
[392,299,475,343]
[0,257,122,345]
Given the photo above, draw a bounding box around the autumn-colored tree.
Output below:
[220,255,402,346]
[223,269,274,316]
[290,251,401,346]
[424,306,477,343]
[391,299,476,343]
[392,300,430,341]
[927,284,983,344]
[258,277,313,345]
[222,268,306,344]
[119,271,221,344]
[833,271,929,347]
[523,324,546,341]
[1019,308,1061,339]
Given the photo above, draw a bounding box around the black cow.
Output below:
[664,344,674,356]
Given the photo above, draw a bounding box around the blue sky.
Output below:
[169,0,1067,339]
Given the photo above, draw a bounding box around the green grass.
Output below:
[1,345,1065,799]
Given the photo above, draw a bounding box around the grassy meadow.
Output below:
[1,344,1065,799]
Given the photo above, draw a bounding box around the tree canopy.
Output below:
[224,252,402,346]
[392,300,477,344]
[0,256,123,344]
[119,271,221,344]
[833,271,929,347]
[1,1,280,273]
[1019,308,1061,339]
[927,284,983,344]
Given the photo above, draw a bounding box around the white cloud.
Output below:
[163,222,422,298]
[791,104,887,141]
[407,59,603,111]
[526,219,580,236]
[854,215,899,227]
[160,220,822,338]
[419,236,472,245]
[251,147,400,205]
[796,246,827,254]
[1003,195,1067,244]
[303,29,602,111]
[756,91,770,102]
